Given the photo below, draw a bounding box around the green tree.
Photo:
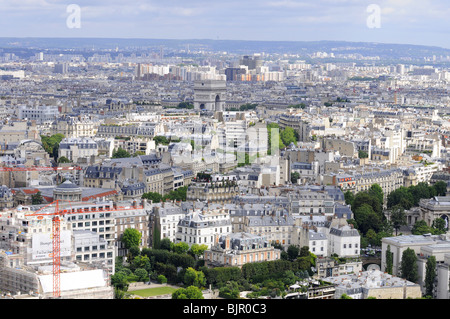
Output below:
[134,268,149,282]
[153,136,170,146]
[358,150,368,159]
[189,243,208,260]
[157,275,167,284]
[172,286,204,299]
[112,147,131,158]
[390,205,407,236]
[160,238,173,251]
[111,271,129,291]
[387,186,414,209]
[425,256,436,297]
[280,126,297,147]
[291,172,300,184]
[352,191,382,216]
[287,245,299,261]
[385,245,393,275]
[177,102,194,109]
[432,218,447,234]
[412,220,432,235]
[433,181,447,196]
[41,134,65,159]
[400,248,418,283]
[368,184,384,206]
[354,203,382,235]
[121,228,142,249]
[31,191,43,205]
[142,191,164,203]
[57,156,71,163]
[173,242,190,254]
[184,267,206,288]
[344,190,355,206]
[365,229,378,247]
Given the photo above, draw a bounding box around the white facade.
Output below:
[18,105,59,124]
[58,137,99,162]
[176,209,232,248]
[328,225,360,258]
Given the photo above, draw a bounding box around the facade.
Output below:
[204,232,281,268]
[315,256,363,278]
[328,222,361,258]
[73,230,115,271]
[18,105,59,124]
[114,202,151,257]
[176,209,232,248]
[150,202,186,246]
[186,181,239,203]
[58,137,99,162]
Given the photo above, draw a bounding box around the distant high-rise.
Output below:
[225,67,247,81]
[240,55,262,70]
[54,62,68,74]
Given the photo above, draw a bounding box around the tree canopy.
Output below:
[121,228,141,249]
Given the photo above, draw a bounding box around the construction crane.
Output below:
[24,199,144,298]
[24,199,73,298]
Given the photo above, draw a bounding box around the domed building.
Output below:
[53,180,82,202]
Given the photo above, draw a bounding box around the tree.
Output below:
[280,126,297,147]
[354,203,382,235]
[160,238,173,251]
[385,245,393,275]
[365,229,378,247]
[432,218,447,234]
[173,242,189,254]
[142,191,163,203]
[291,172,300,184]
[157,275,167,284]
[153,136,170,146]
[368,184,384,207]
[390,205,407,236]
[121,228,141,249]
[425,256,436,297]
[411,220,432,235]
[41,134,65,159]
[111,271,129,291]
[344,190,354,206]
[189,243,208,260]
[112,147,131,159]
[172,286,204,299]
[184,267,206,288]
[31,191,43,205]
[358,150,368,159]
[400,248,418,283]
[352,191,382,216]
[287,245,299,261]
[433,181,447,196]
[387,186,414,210]
[134,268,149,282]
[58,156,71,163]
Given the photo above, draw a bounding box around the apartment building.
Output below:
[204,232,281,267]
[176,209,232,248]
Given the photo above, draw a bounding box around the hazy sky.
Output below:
[0,0,449,48]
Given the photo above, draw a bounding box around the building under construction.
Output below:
[0,205,114,298]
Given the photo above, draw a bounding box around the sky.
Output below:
[0,0,449,48]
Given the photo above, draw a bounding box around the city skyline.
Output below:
[0,0,449,49]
